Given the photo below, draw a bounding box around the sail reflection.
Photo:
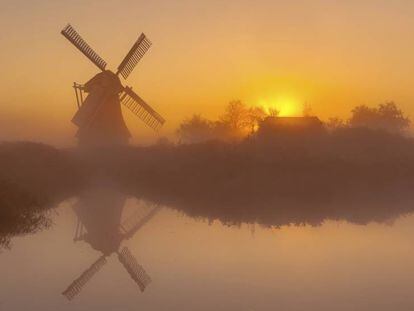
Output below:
[62,184,160,300]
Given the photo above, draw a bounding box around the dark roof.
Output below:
[262,116,322,126]
[258,116,325,134]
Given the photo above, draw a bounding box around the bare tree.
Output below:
[302,103,313,117]
[326,117,347,131]
[246,106,267,133]
[268,107,280,117]
[219,100,249,131]
[177,100,293,143]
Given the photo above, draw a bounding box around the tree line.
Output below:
[176,101,410,143]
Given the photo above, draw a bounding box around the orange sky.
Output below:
[1,0,414,145]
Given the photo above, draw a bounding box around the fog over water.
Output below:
[2,135,414,310]
[4,1,414,309]
[2,198,414,311]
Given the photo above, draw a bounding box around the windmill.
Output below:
[61,24,165,145]
[62,187,161,300]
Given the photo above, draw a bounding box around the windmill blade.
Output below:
[62,255,107,300]
[73,216,87,242]
[120,86,165,131]
[120,206,161,240]
[117,33,152,79]
[61,24,107,71]
[118,247,151,292]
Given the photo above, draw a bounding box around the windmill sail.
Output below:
[61,24,107,71]
[120,87,165,131]
[117,33,152,79]
[73,216,86,242]
[62,255,107,300]
[118,247,151,292]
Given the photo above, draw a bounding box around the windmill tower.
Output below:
[62,186,161,300]
[61,24,165,146]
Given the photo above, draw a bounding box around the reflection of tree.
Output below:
[0,180,50,249]
[0,142,81,249]
[4,124,414,251]
[116,128,414,228]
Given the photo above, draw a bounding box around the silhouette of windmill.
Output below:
[62,187,160,300]
[61,24,165,145]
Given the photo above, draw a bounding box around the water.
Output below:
[2,195,414,311]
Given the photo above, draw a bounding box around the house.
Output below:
[257,116,326,137]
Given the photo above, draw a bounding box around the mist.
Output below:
[4,1,414,309]
[3,119,414,249]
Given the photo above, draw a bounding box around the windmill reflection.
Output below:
[62,185,160,300]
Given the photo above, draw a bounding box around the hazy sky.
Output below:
[1,0,414,145]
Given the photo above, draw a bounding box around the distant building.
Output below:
[257,116,326,137]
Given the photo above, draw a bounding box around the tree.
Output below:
[177,101,286,143]
[214,100,252,140]
[268,107,280,117]
[377,102,410,132]
[349,102,410,133]
[219,100,249,131]
[177,115,214,143]
[246,106,267,133]
[302,103,313,117]
[326,117,347,131]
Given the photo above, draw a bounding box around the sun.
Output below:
[259,96,301,117]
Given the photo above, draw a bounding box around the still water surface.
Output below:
[2,196,414,311]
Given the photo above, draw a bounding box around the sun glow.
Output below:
[258,96,302,117]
